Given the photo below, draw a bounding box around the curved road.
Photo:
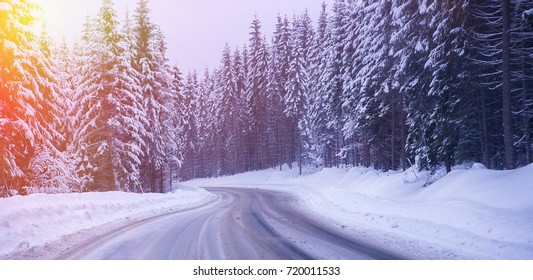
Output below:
[60,188,402,260]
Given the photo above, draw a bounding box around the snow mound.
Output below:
[414,164,533,209]
[0,187,215,257]
[471,163,487,170]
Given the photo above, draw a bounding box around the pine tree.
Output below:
[511,0,533,166]
[339,0,364,167]
[26,25,78,194]
[247,17,270,170]
[268,15,292,169]
[389,0,429,171]
[324,0,349,168]
[56,39,84,192]
[472,0,523,169]
[421,0,473,172]
[180,71,200,180]
[0,0,69,195]
[167,65,186,188]
[309,2,334,167]
[285,13,313,174]
[199,68,218,177]
[70,0,148,192]
[214,45,240,175]
[234,46,254,172]
[133,0,176,192]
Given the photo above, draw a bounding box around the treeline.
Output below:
[1,0,183,195]
[1,0,532,196]
[179,0,533,180]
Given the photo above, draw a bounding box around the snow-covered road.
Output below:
[3,164,532,260]
[59,188,401,260]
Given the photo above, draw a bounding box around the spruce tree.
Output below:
[247,17,270,170]
[0,0,67,195]
[133,0,176,192]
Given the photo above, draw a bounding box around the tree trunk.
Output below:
[479,89,491,169]
[298,137,303,176]
[445,147,452,173]
[522,41,532,164]
[0,145,6,196]
[391,94,397,170]
[352,135,356,167]
[524,91,532,164]
[401,111,407,171]
[169,160,173,192]
[502,0,515,170]
[334,130,340,168]
[159,167,164,193]
[149,164,155,193]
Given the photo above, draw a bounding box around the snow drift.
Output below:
[185,164,533,259]
[0,187,215,258]
[1,164,531,259]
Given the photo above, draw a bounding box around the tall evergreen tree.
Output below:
[72,0,147,192]
[235,45,254,172]
[0,0,68,195]
[247,17,270,170]
[309,3,335,167]
[215,45,239,175]
[511,0,533,166]
[133,0,176,192]
[180,71,200,180]
[269,15,292,168]
[26,26,78,194]
[285,13,313,174]
[422,0,473,172]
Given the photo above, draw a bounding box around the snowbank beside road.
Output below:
[184,164,533,259]
[0,187,215,258]
[1,164,531,260]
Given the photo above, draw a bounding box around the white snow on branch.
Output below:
[0,3,12,12]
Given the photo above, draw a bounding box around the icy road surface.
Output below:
[60,188,403,260]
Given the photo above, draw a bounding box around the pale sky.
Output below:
[34,0,333,72]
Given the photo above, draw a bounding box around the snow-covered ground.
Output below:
[184,164,533,259]
[1,164,531,260]
[0,186,216,258]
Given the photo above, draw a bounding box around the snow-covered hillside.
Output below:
[184,164,533,259]
[0,187,215,258]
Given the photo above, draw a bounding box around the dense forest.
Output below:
[1,0,532,196]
